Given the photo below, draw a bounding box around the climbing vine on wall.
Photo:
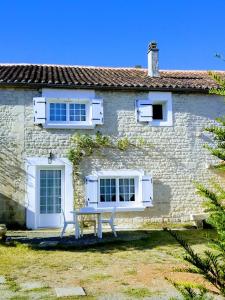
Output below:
[67,131,149,173]
[67,131,151,206]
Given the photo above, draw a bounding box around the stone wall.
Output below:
[0,88,39,226]
[0,87,224,226]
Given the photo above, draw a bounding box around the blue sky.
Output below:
[0,0,225,70]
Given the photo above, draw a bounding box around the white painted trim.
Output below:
[148,92,173,127]
[44,124,95,129]
[41,89,97,129]
[89,169,151,210]
[81,207,150,213]
[42,88,95,99]
[93,169,144,177]
[25,157,73,229]
[44,98,94,129]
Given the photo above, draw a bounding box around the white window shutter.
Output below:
[141,175,153,207]
[33,97,46,125]
[85,175,98,208]
[91,99,103,125]
[136,100,152,122]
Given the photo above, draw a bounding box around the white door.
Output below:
[38,168,64,228]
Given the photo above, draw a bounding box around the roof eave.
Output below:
[0,82,210,94]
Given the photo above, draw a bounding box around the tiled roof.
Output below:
[0,63,223,92]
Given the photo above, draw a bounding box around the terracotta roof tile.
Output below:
[0,64,223,92]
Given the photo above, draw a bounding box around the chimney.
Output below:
[148,41,160,77]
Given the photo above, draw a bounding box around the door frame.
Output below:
[25,157,73,229]
[37,166,65,228]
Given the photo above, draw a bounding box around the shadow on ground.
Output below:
[1,229,215,253]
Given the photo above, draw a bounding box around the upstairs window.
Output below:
[33,97,103,129]
[48,101,89,126]
[50,103,67,121]
[136,92,172,126]
[69,104,86,122]
[150,92,172,126]
[152,104,163,120]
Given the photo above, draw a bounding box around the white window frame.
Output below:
[94,170,144,209]
[45,98,93,129]
[99,177,138,208]
[41,89,97,129]
[149,92,173,127]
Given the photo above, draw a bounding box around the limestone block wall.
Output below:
[0,88,39,226]
[0,87,224,226]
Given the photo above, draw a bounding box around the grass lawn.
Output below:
[0,229,218,299]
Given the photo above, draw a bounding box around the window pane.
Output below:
[100,178,116,203]
[119,195,124,202]
[55,206,61,213]
[130,194,135,201]
[100,195,105,202]
[50,103,66,121]
[124,194,129,202]
[119,178,135,202]
[40,206,46,214]
[130,185,135,193]
[111,194,116,202]
[153,104,163,120]
[69,103,86,122]
[40,170,62,214]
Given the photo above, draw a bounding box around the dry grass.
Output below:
[0,229,216,299]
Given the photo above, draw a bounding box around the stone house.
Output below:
[0,42,224,229]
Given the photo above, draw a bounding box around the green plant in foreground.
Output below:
[205,71,225,167]
[166,229,225,296]
[166,70,225,299]
[168,281,213,300]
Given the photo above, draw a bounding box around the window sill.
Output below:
[95,206,153,212]
[150,120,173,127]
[44,123,95,129]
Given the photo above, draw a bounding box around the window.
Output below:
[50,103,67,121]
[149,92,173,126]
[153,104,163,120]
[119,178,135,202]
[32,97,104,128]
[48,102,88,124]
[69,104,86,121]
[100,177,136,204]
[86,170,153,210]
[100,179,116,202]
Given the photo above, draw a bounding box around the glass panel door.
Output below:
[40,170,62,214]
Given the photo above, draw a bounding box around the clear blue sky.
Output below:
[0,0,225,70]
